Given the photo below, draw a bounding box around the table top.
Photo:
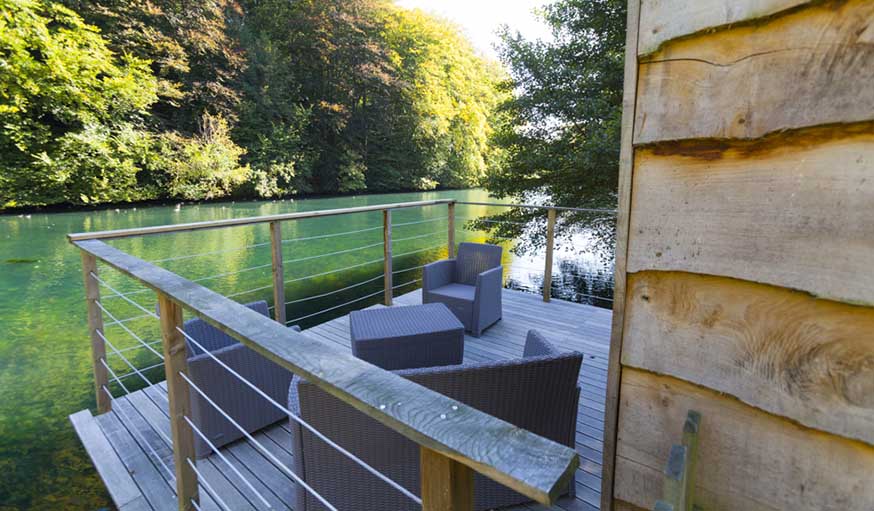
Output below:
[350,303,464,340]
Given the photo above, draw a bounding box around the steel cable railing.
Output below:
[176,328,422,506]
[95,301,164,360]
[93,293,278,511]
[149,241,272,264]
[281,225,382,245]
[179,372,340,511]
[283,274,384,307]
[285,289,386,325]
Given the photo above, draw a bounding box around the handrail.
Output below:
[73,237,579,505]
[456,200,616,214]
[67,199,454,241]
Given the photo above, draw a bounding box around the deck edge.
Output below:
[70,409,152,511]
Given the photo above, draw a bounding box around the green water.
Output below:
[0,189,612,510]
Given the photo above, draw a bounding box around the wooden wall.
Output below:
[603,1,874,510]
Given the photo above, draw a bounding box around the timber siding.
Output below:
[603,1,874,510]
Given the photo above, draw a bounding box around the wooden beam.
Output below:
[602,0,642,509]
[67,199,454,241]
[627,129,874,307]
[634,0,874,144]
[543,208,556,302]
[74,238,579,506]
[383,209,393,306]
[447,202,456,259]
[157,294,199,510]
[637,0,810,55]
[622,271,874,446]
[81,252,110,414]
[421,446,474,511]
[269,221,286,324]
[614,368,874,511]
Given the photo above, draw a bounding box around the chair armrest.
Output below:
[423,259,456,291]
[474,265,503,297]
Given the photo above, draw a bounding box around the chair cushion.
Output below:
[455,242,502,285]
[428,283,476,302]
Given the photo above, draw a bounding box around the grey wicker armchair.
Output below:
[423,242,503,336]
[183,300,300,457]
[288,329,582,511]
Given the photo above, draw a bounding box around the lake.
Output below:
[0,189,613,509]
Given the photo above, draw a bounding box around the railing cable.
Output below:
[176,327,422,505]
[98,330,168,406]
[100,383,177,487]
[284,274,384,306]
[281,225,382,245]
[284,289,386,325]
[186,458,232,511]
[95,301,164,360]
[179,372,340,511]
[149,242,271,264]
[183,416,272,509]
[283,257,384,286]
[391,229,444,244]
[391,217,445,228]
[281,241,383,266]
[90,272,159,320]
[393,243,445,259]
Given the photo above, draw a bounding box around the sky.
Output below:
[394,0,554,60]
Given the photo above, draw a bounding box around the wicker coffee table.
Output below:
[349,303,465,370]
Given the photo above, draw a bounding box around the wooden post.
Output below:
[420,447,474,511]
[447,202,456,258]
[543,208,556,302]
[157,294,199,510]
[383,210,393,306]
[269,221,286,324]
[81,252,111,414]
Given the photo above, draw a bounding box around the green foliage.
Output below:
[157,114,250,200]
[0,0,158,207]
[1,0,506,208]
[481,0,626,254]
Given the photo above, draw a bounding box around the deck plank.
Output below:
[73,288,611,510]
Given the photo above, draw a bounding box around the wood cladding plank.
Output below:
[638,0,809,55]
[634,0,874,143]
[622,271,874,446]
[626,130,874,306]
[614,368,874,511]
[603,0,643,509]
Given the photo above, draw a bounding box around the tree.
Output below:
[482,0,626,254]
[0,0,158,207]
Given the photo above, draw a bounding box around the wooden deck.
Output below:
[70,288,611,511]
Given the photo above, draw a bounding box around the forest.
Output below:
[0,0,624,211]
[0,0,507,208]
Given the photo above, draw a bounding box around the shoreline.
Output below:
[0,186,477,216]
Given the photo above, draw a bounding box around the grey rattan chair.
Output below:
[183,300,301,457]
[288,329,582,511]
[422,242,503,336]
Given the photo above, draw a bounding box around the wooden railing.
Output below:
[69,199,597,510]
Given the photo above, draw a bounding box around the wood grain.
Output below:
[603,0,643,508]
[614,368,874,511]
[421,446,474,511]
[158,294,199,510]
[69,410,150,511]
[622,271,874,446]
[635,0,874,143]
[543,208,556,303]
[81,253,110,413]
[637,0,810,55]
[383,209,393,306]
[74,238,579,506]
[270,221,286,324]
[627,130,874,306]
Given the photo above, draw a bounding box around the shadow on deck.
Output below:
[70,288,611,511]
